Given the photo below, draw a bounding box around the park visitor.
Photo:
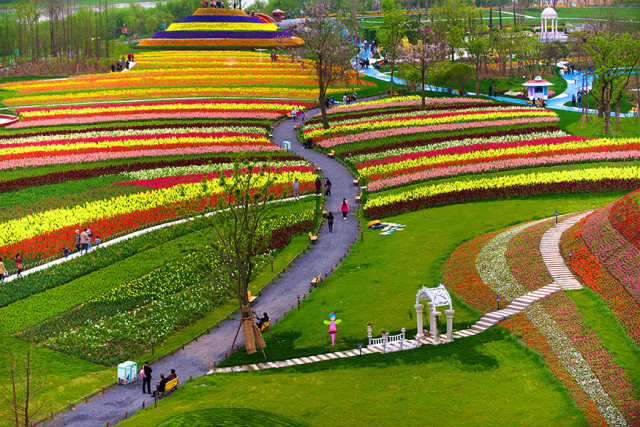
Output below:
[325,177,332,196]
[315,177,322,195]
[75,230,81,252]
[166,369,177,381]
[142,362,153,394]
[327,212,334,232]
[80,229,89,254]
[95,236,101,248]
[341,199,349,220]
[63,246,69,259]
[292,178,300,200]
[572,94,576,107]
[256,312,269,329]
[14,253,23,277]
[86,226,93,251]
[0,257,6,283]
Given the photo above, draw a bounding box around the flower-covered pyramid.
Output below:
[138,8,303,49]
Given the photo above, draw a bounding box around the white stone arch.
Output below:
[414,284,455,344]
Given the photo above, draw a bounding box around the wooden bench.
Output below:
[535,100,545,107]
[310,274,322,286]
[327,150,335,158]
[526,99,535,106]
[154,376,179,398]
[309,231,317,243]
[247,291,257,302]
[353,179,359,186]
[322,210,327,216]
[355,194,362,204]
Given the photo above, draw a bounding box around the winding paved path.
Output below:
[47,106,361,427]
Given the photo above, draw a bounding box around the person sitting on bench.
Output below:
[257,312,269,329]
[166,369,176,381]
[154,374,168,396]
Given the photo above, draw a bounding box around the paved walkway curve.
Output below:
[46,105,362,427]
[540,211,591,290]
[210,213,590,373]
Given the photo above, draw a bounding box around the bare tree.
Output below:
[0,338,47,427]
[298,0,357,129]
[185,158,284,354]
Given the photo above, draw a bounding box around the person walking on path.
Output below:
[572,94,576,107]
[325,177,332,196]
[327,212,334,232]
[0,257,7,283]
[14,253,23,277]
[86,226,93,251]
[75,230,81,253]
[315,177,322,195]
[488,85,493,97]
[80,229,89,254]
[142,362,152,394]
[341,198,349,220]
[292,178,300,200]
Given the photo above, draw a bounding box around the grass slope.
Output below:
[119,331,587,427]
[221,192,623,369]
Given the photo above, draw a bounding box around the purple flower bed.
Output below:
[582,202,640,305]
[181,15,263,23]
[152,30,291,39]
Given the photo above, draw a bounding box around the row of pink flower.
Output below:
[303,108,540,135]
[116,165,315,189]
[366,150,640,191]
[7,111,283,129]
[0,145,282,171]
[317,116,560,148]
[16,99,313,114]
[356,135,588,169]
[542,291,640,423]
[323,97,491,115]
[582,203,640,305]
[0,132,266,149]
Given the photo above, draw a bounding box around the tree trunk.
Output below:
[390,58,395,96]
[319,94,329,129]
[241,305,256,354]
[421,70,426,110]
[615,101,620,132]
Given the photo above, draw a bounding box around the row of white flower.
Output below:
[0,125,267,145]
[122,160,311,181]
[475,222,627,427]
[349,131,569,164]
[304,105,536,132]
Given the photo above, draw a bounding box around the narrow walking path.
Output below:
[47,107,361,427]
[210,214,589,374]
[540,211,590,290]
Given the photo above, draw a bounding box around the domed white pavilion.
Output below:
[539,7,566,42]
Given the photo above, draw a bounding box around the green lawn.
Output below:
[119,332,587,427]
[0,232,314,425]
[220,192,623,368]
[566,114,640,138]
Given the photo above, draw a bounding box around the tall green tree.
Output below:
[584,31,640,135]
[379,5,407,96]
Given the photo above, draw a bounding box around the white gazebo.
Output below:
[523,75,554,100]
[414,284,455,344]
[539,7,567,42]
[541,7,558,35]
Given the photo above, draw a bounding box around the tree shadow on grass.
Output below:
[219,327,506,374]
[157,407,308,427]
